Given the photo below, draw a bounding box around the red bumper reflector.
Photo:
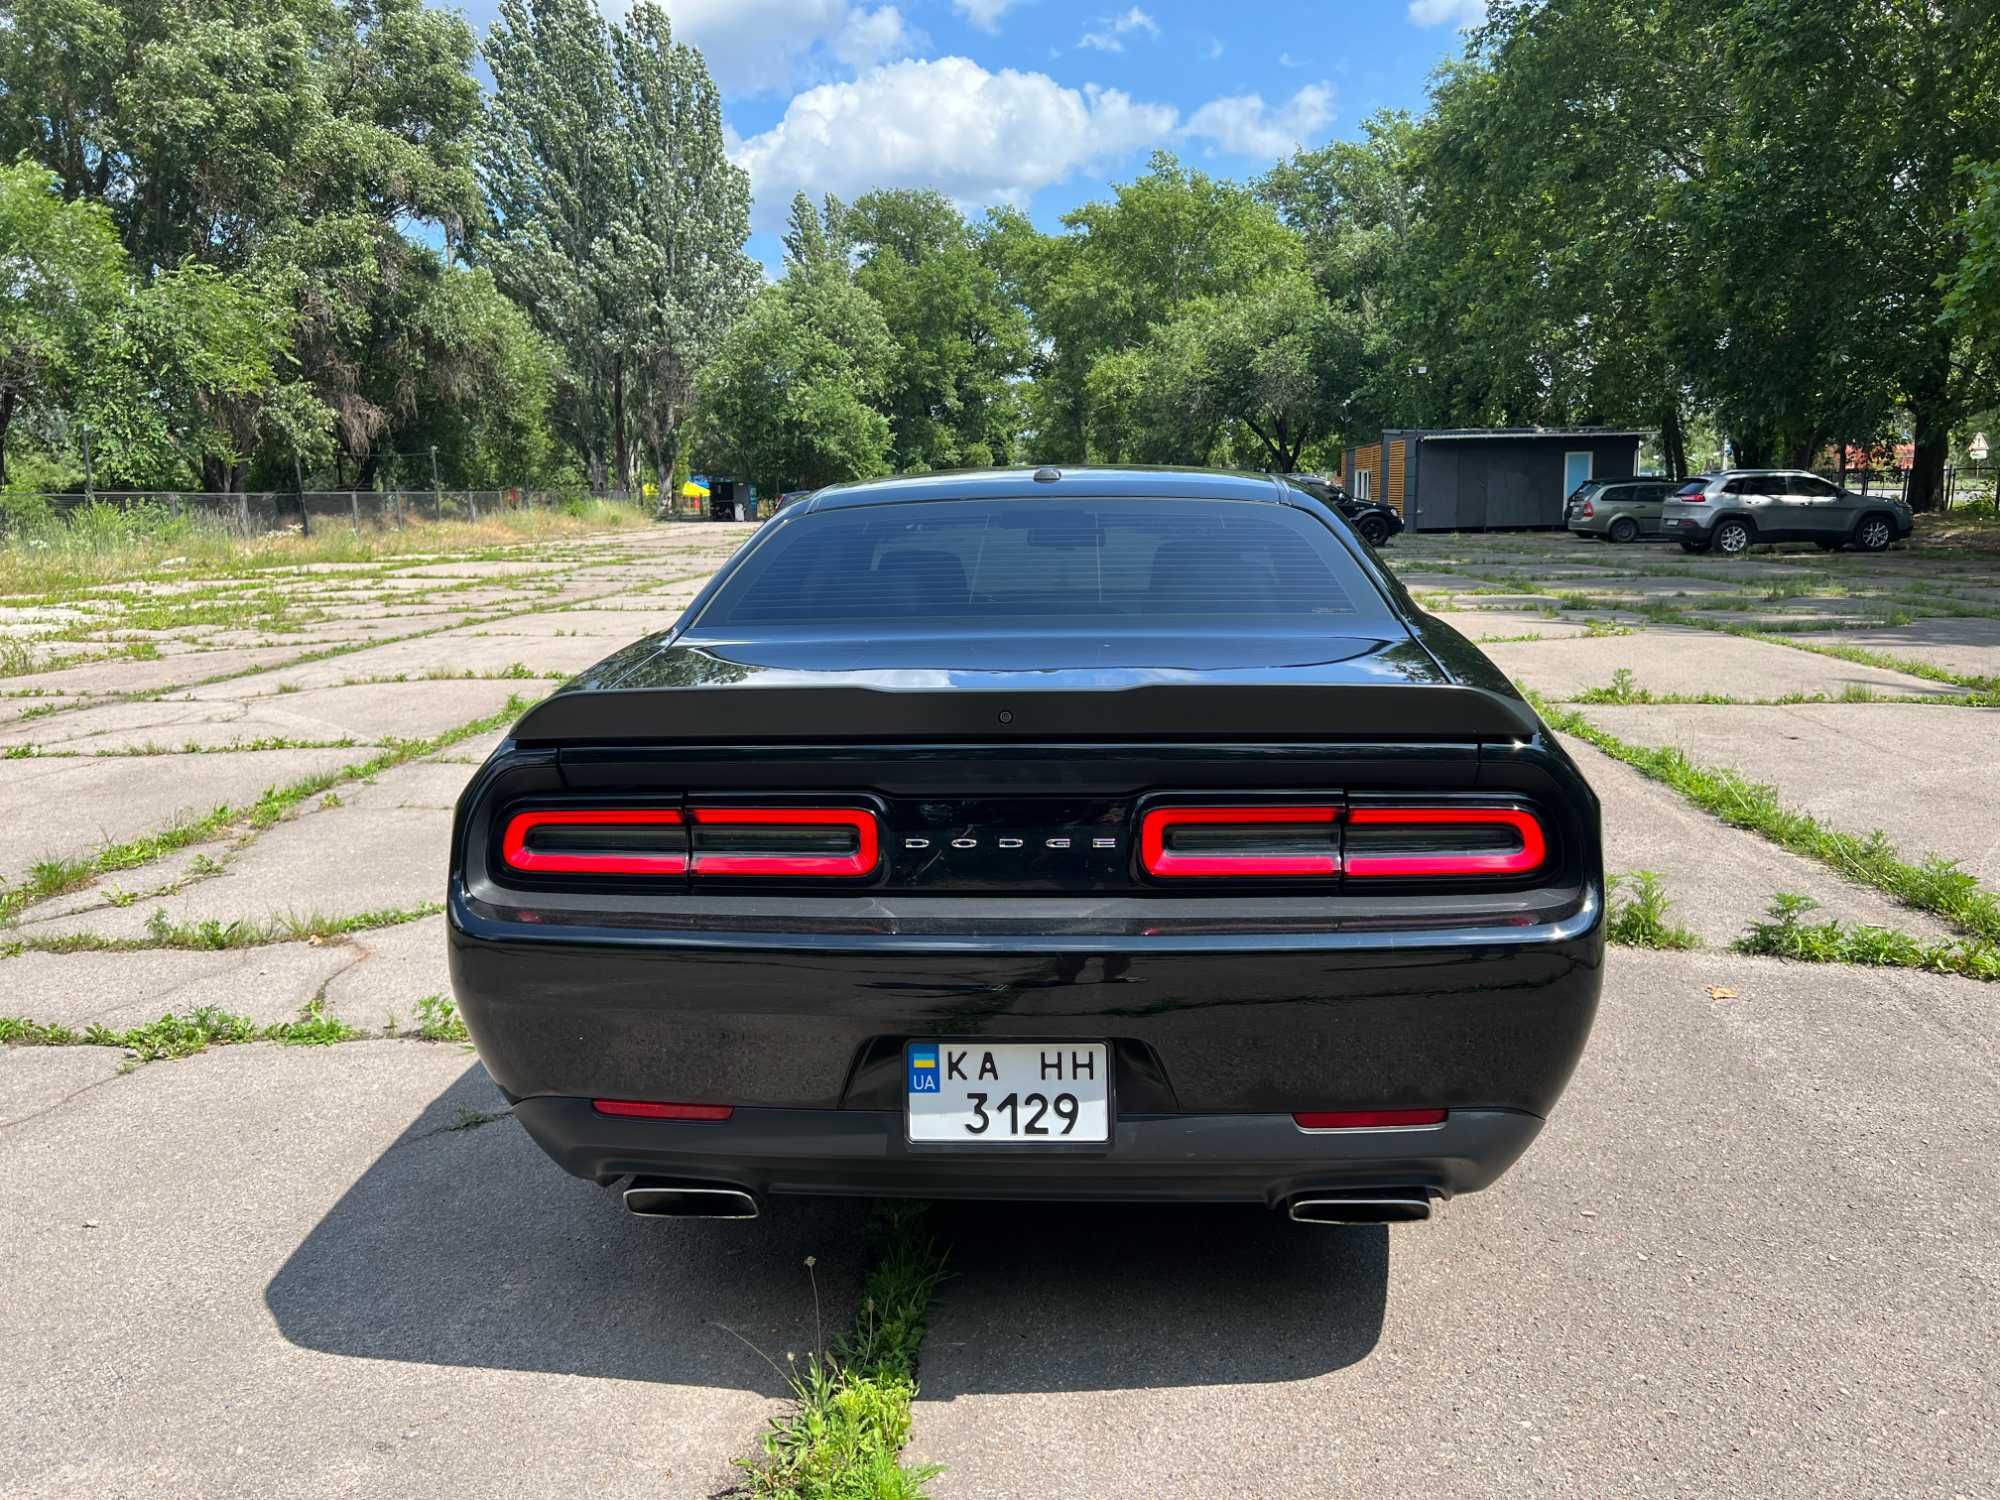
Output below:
[502,808,686,875]
[1293,1108,1447,1129]
[1140,805,1340,878]
[1343,806,1546,878]
[689,806,881,877]
[591,1099,733,1121]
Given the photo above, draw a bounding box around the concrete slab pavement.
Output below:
[0,747,363,888]
[1579,703,2000,884]
[1560,736,1960,942]
[1793,616,2000,681]
[910,948,2000,1499]
[1484,630,1957,701]
[0,1042,873,1498]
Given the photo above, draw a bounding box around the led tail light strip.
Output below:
[689,806,881,878]
[501,808,687,875]
[1140,805,1340,878]
[1343,806,1546,878]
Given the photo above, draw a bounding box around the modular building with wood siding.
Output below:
[1342,428,1646,531]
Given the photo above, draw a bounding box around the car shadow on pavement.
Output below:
[267,1063,1386,1395]
[265,1062,873,1393]
[920,1200,1388,1393]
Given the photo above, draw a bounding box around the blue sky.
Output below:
[458,0,1483,269]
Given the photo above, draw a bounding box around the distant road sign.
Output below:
[1972,433,1990,461]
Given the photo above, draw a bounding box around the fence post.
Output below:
[468,489,478,523]
[351,490,361,531]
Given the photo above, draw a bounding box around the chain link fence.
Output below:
[0,487,761,539]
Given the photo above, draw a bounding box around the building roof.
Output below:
[1405,427,1647,442]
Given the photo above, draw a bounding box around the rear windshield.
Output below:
[699,497,1386,629]
[1673,480,1709,496]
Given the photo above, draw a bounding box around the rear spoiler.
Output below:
[510,680,1542,745]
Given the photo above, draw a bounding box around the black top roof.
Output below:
[801,466,1291,512]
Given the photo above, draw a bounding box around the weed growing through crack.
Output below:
[738,1203,951,1500]
[1606,872,1701,950]
[413,993,469,1042]
[1733,893,2000,981]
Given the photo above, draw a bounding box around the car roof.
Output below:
[800,466,1290,513]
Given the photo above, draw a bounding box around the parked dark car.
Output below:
[1564,476,1680,542]
[448,468,1603,1227]
[1661,470,1913,555]
[1284,473,1405,546]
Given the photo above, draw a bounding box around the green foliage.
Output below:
[847,190,1032,472]
[1734,894,2000,982]
[692,236,896,495]
[413,993,469,1042]
[479,0,755,491]
[740,1203,950,1500]
[1605,871,1701,951]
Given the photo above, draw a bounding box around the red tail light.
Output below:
[689,806,880,878]
[1141,805,1340,878]
[1344,806,1546,878]
[501,808,686,875]
[1579,500,1595,517]
[1294,1108,1446,1130]
[592,1099,733,1121]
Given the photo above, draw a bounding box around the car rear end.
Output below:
[1660,474,1724,543]
[1564,479,1613,535]
[447,477,1604,1224]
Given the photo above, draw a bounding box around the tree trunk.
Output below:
[1658,397,1686,480]
[612,357,631,496]
[1731,429,1774,469]
[201,454,231,494]
[356,452,381,491]
[1908,402,1950,513]
[0,389,14,488]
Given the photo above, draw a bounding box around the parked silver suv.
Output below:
[1659,470,1913,555]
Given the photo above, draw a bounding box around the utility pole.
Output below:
[81,424,94,501]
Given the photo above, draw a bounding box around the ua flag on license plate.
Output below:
[907,1043,941,1093]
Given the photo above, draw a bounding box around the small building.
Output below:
[1342,428,1646,532]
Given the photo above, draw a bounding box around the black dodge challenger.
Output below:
[448,468,1603,1225]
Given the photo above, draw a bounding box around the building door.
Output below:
[1563,451,1593,504]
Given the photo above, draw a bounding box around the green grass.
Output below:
[1534,693,2000,946]
[739,1202,951,1500]
[2,903,441,956]
[1606,871,1701,950]
[413,992,469,1042]
[1733,894,2000,982]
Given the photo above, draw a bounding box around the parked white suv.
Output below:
[1659,471,1914,555]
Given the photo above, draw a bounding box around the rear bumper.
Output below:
[512,1098,1545,1203]
[449,892,1602,1201]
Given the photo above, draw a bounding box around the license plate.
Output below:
[905,1041,1110,1144]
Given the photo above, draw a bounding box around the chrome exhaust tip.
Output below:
[1287,1193,1433,1226]
[623,1182,760,1219]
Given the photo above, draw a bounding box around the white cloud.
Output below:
[731,56,1176,230]
[1203,37,1225,61]
[663,0,919,95]
[1077,7,1158,53]
[1181,82,1335,158]
[1407,0,1487,29]
[1277,50,1306,68]
[952,0,1023,32]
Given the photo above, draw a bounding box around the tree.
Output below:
[0,165,128,484]
[0,0,490,488]
[691,255,894,498]
[987,154,1302,463]
[80,262,297,489]
[845,189,1032,470]
[607,3,759,491]
[479,0,752,492]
